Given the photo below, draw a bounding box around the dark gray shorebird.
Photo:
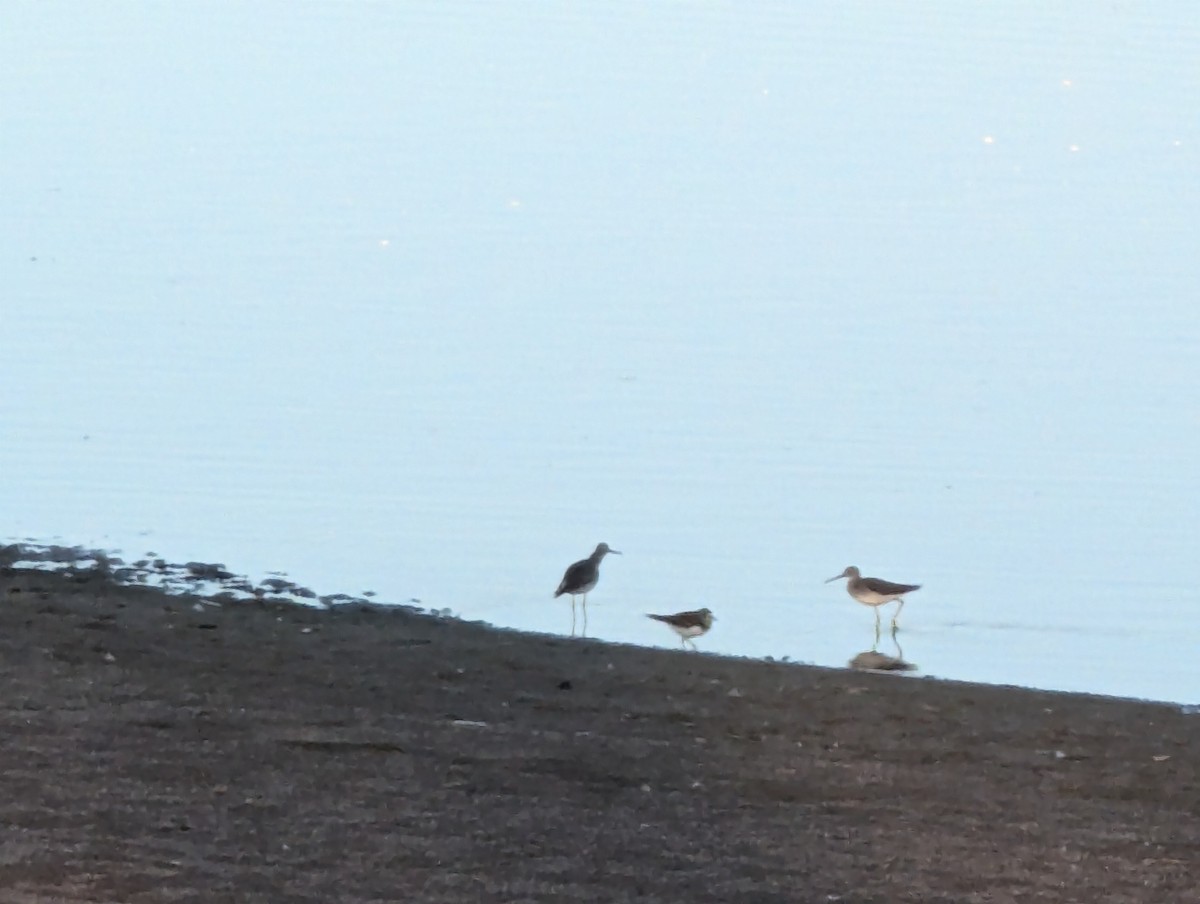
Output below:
[554,543,620,636]
[826,565,921,630]
[646,608,714,650]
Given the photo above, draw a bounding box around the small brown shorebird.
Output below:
[646,608,714,650]
[826,565,920,629]
[554,542,620,636]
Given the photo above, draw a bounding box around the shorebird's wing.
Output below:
[862,577,921,595]
[647,610,705,628]
[555,559,589,596]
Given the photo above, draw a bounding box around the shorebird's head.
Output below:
[594,542,621,558]
[825,566,860,583]
[697,608,714,627]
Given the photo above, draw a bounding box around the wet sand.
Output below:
[1,562,1198,903]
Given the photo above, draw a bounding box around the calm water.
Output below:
[3,3,1198,703]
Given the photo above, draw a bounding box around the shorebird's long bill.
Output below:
[609,549,623,555]
[824,574,843,583]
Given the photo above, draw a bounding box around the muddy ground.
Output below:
[1,562,1197,903]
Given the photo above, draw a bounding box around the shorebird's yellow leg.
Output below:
[892,599,905,628]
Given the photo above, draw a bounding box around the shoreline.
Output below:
[4,541,1189,709]
[2,561,1198,901]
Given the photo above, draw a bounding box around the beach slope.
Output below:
[1,565,1197,902]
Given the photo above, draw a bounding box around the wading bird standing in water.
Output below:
[554,542,620,636]
[826,565,921,631]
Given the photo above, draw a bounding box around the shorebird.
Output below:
[554,543,620,636]
[646,608,714,650]
[826,565,920,629]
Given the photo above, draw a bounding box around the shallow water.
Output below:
[3,2,1198,703]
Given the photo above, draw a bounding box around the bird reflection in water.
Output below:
[849,624,917,672]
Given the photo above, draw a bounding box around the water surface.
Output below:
[3,2,1198,703]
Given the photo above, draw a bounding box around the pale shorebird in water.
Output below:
[554,542,620,636]
[646,608,714,650]
[826,565,921,630]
